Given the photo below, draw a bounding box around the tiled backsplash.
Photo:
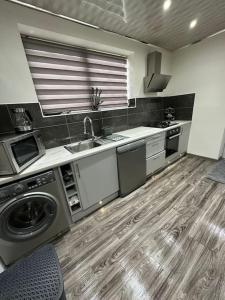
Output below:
[0,93,195,149]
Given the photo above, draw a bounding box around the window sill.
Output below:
[42,106,132,118]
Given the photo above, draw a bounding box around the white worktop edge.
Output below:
[0,121,191,186]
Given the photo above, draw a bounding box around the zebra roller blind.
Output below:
[22,37,128,115]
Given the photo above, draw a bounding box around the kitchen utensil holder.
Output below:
[90,87,103,111]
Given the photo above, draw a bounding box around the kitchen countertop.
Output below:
[0,121,191,186]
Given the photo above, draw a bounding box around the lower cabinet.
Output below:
[146,150,166,176]
[146,132,166,176]
[73,148,119,210]
[146,132,165,158]
[178,123,191,154]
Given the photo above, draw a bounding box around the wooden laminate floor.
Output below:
[55,155,225,300]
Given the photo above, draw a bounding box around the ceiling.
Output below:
[12,0,225,50]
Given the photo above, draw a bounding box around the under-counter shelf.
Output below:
[65,181,75,189]
[67,187,77,198]
[59,163,81,215]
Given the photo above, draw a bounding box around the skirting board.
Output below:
[71,192,119,223]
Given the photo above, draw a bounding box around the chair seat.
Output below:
[0,244,65,300]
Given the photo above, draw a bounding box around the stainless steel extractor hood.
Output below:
[144,51,171,93]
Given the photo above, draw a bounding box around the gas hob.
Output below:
[147,121,179,128]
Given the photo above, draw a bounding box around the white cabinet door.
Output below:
[178,123,191,154]
[74,149,119,210]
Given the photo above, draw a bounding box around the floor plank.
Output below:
[55,155,225,300]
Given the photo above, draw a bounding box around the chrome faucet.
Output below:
[83,116,95,140]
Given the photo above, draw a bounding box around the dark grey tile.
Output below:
[68,122,84,143]
[127,112,147,128]
[164,97,181,108]
[39,125,70,149]
[92,119,102,137]
[66,111,101,123]
[181,93,195,107]
[101,108,127,118]
[136,97,161,105]
[102,116,128,133]
[0,105,14,134]
[143,98,164,112]
[127,107,137,114]
[128,97,146,114]
[96,119,103,135]
[135,97,152,103]
[7,103,66,129]
[148,110,164,123]
[128,102,144,114]
[175,108,193,120]
[164,94,195,109]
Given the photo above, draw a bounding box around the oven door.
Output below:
[166,133,180,158]
[5,131,45,173]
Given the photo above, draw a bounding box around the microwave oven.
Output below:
[0,131,45,175]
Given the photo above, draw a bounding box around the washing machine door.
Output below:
[0,192,57,242]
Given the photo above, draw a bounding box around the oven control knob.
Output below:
[14,184,24,194]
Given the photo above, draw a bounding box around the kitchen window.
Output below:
[22,37,128,115]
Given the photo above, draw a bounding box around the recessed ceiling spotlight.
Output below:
[163,0,172,11]
[189,19,198,29]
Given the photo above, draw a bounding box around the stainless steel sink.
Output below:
[64,139,101,153]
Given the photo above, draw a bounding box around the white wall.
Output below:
[165,32,225,160]
[0,0,171,104]
[3,1,225,160]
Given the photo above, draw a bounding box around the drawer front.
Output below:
[146,138,165,158]
[146,150,166,176]
[146,132,165,142]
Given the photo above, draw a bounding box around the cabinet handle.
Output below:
[168,133,181,140]
[147,141,159,146]
[151,142,160,146]
[153,154,161,160]
[147,138,160,143]
[130,148,138,153]
[151,134,162,139]
[76,164,81,178]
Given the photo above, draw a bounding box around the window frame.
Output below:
[22,35,129,116]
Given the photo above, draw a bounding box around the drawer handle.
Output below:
[130,148,139,153]
[153,155,161,160]
[149,135,163,140]
[147,141,160,146]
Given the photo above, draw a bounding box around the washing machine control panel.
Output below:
[0,171,55,203]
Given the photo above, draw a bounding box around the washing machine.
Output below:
[0,170,69,265]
